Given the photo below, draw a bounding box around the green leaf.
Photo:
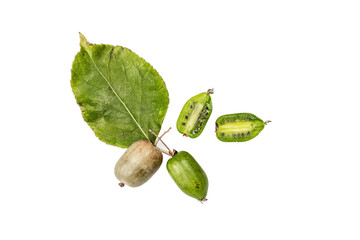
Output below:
[71,33,169,148]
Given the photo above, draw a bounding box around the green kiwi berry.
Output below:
[215,113,270,142]
[176,89,213,138]
[167,151,208,202]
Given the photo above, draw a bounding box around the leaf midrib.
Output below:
[86,48,149,141]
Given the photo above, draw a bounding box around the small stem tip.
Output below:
[264,120,272,125]
[118,182,125,187]
[207,88,214,95]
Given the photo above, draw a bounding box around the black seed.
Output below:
[232,134,236,137]
[206,106,209,110]
[185,115,188,119]
[200,122,203,126]
[190,105,193,109]
[194,130,198,133]
[205,112,208,115]
[237,133,241,137]
[241,133,245,137]
[182,122,185,126]
[247,131,251,136]
[221,133,225,136]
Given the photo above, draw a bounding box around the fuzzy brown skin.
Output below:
[114,140,163,187]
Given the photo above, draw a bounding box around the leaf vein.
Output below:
[86,48,149,141]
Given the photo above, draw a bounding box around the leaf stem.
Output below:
[158,148,172,157]
[154,127,172,146]
[149,129,175,157]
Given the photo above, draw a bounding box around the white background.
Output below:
[1,1,360,239]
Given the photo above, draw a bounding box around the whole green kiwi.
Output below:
[167,151,208,202]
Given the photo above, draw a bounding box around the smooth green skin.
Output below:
[71,33,169,148]
[176,92,212,138]
[216,113,265,142]
[167,151,208,200]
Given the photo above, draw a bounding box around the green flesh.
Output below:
[184,103,203,133]
[217,121,253,133]
[216,113,265,142]
[176,92,212,138]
